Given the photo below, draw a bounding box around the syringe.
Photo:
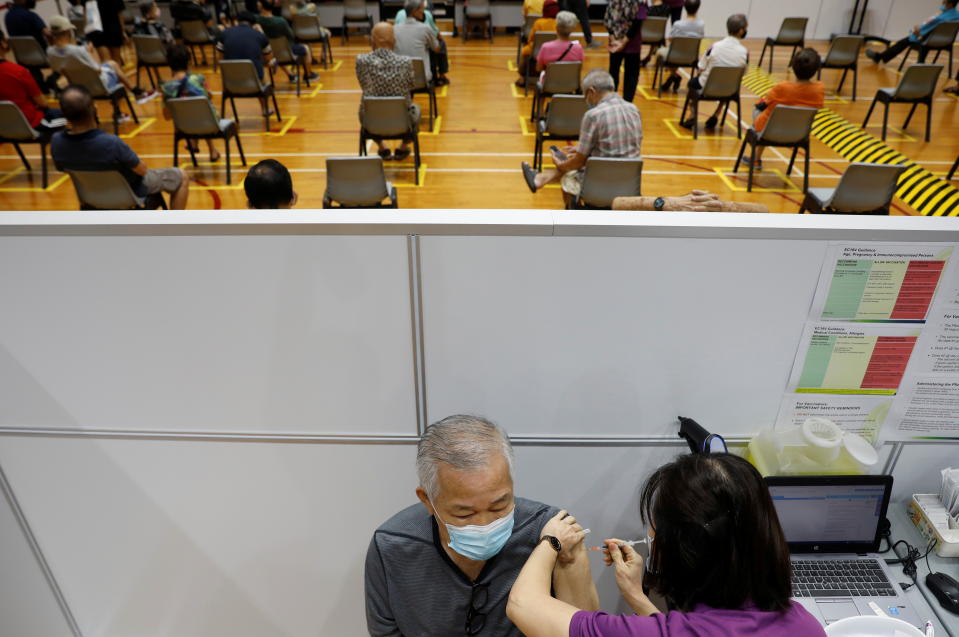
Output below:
[587,538,648,552]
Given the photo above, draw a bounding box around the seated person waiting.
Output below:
[517,0,559,86]
[245,159,297,209]
[536,11,585,81]
[506,453,828,637]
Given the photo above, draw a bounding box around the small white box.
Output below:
[909,494,959,558]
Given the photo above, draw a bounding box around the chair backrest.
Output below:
[541,61,581,94]
[220,60,265,95]
[344,0,368,20]
[67,170,143,209]
[640,16,668,43]
[411,57,429,90]
[180,20,211,43]
[269,36,296,64]
[665,37,701,65]
[361,97,412,137]
[0,101,41,142]
[292,14,325,40]
[823,35,863,67]
[133,34,168,65]
[61,63,110,97]
[894,64,943,100]
[776,17,808,44]
[167,96,221,135]
[325,157,391,206]
[759,105,817,144]
[9,36,48,67]
[531,30,557,57]
[466,0,491,17]
[923,20,959,48]
[544,94,587,137]
[579,157,643,208]
[827,162,907,213]
[701,65,745,99]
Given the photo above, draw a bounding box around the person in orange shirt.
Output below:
[517,0,559,86]
[745,47,824,170]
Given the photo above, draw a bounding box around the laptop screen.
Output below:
[765,475,893,553]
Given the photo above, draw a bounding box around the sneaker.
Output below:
[306,72,320,82]
[679,118,695,130]
[704,115,718,129]
[587,40,603,49]
[521,161,538,193]
[116,113,132,124]
[865,49,882,63]
[741,156,763,170]
[135,89,158,104]
[393,147,411,161]
[378,147,392,160]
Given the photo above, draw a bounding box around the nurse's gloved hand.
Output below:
[604,539,644,599]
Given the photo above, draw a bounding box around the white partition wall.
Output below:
[1,211,958,637]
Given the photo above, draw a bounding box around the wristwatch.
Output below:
[653,196,666,211]
[540,535,562,553]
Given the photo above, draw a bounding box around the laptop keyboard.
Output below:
[791,559,897,597]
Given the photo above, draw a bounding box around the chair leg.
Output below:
[735,97,742,138]
[124,92,139,124]
[798,194,808,214]
[691,98,699,140]
[296,63,301,97]
[413,135,421,185]
[234,131,246,166]
[40,142,47,189]
[111,99,121,135]
[787,147,798,177]
[13,143,31,170]
[759,42,768,70]
[903,102,918,130]
[769,43,774,73]
[230,97,240,125]
[925,99,932,142]
[136,64,142,90]
[947,155,959,181]
[225,137,231,185]
[272,93,282,123]
[733,137,747,173]
[803,143,810,194]
[862,96,876,130]
[852,65,858,101]
[720,101,730,130]
[747,144,756,192]
[898,46,910,72]
[881,102,889,141]
[838,68,848,93]
[173,134,179,167]
[187,140,198,167]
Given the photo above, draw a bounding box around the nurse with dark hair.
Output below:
[507,453,828,637]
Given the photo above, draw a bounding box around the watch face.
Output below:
[547,535,561,552]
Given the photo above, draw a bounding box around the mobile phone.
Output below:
[549,145,568,161]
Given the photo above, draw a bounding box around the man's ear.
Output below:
[415,487,434,514]
[290,190,298,208]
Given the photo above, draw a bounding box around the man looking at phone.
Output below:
[521,68,642,206]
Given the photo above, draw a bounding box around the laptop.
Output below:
[765,475,922,628]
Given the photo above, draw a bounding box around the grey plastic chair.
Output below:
[0,101,53,188]
[342,0,373,44]
[799,163,907,214]
[168,96,246,185]
[66,170,167,209]
[759,17,808,72]
[323,157,397,208]
[220,59,281,131]
[464,0,492,41]
[733,105,817,193]
[358,97,421,185]
[534,94,587,171]
[651,36,701,97]
[570,158,643,209]
[9,36,49,71]
[516,14,541,65]
[133,34,169,90]
[411,57,437,132]
[679,65,744,139]
[292,14,333,68]
[818,35,863,100]
[897,21,958,77]
[948,155,959,181]
[61,64,139,135]
[532,61,581,121]
[180,20,217,69]
[269,36,311,97]
[523,31,558,95]
[862,64,942,142]
[640,16,668,63]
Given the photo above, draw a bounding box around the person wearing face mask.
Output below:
[680,13,748,131]
[866,0,959,65]
[507,453,827,637]
[521,68,643,208]
[365,415,598,636]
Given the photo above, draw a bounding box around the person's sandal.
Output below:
[945,86,959,95]
[378,148,392,161]
[521,162,538,193]
[393,147,411,161]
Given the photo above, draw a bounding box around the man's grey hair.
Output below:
[582,68,616,94]
[416,415,515,500]
[555,10,577,36]
[403,0,423,15]
[726,13,747,36]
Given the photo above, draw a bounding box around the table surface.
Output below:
[890,506,959,637]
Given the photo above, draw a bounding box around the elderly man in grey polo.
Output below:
[365,415,597,636]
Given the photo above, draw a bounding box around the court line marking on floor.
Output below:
[518,116,536,137]
[0,169,70,193]
[662,117,741,141]
[236,116,298,137]
[390,163,428,188]
[118,117,156,139]
[742,66,959,217]
[714,167,801,193]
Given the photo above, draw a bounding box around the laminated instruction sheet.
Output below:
[777,244,959,442]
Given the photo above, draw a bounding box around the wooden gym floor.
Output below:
[0,30,957,213]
